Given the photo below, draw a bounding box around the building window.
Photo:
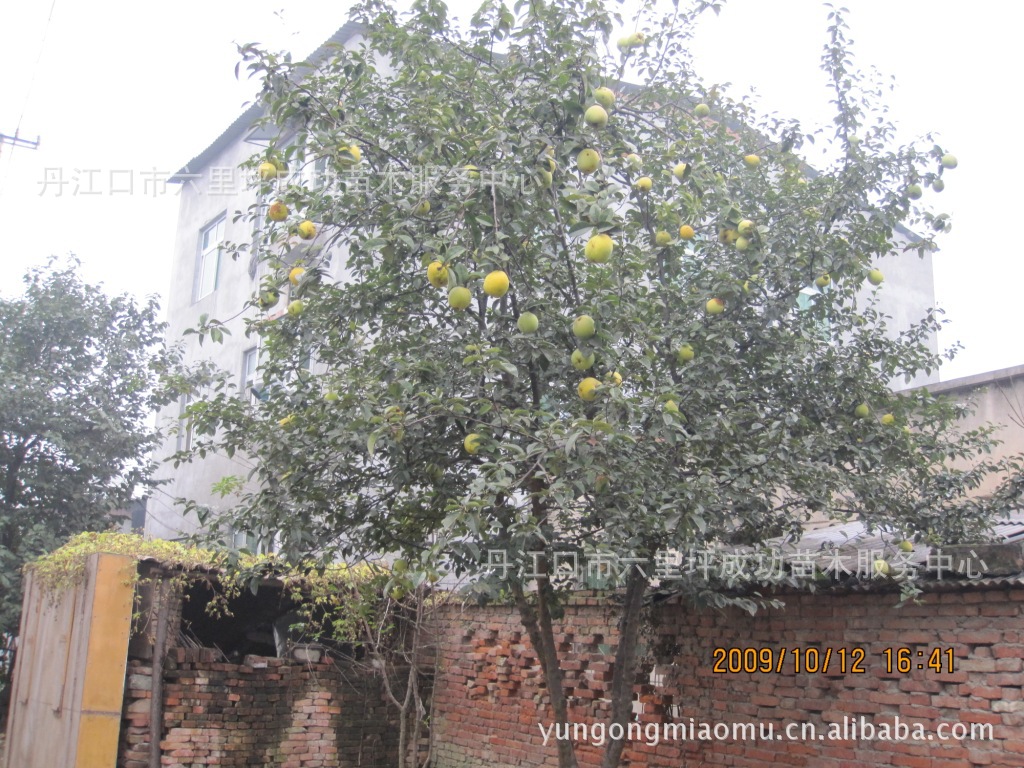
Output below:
[796,285,830,340]
[196,216,225,300]
[795,286,817,313]
[231,527,259,552]
[230,525,276,554]
[242,346,263,403]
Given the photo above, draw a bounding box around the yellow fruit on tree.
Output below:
[594,87,615,110]
[678,225,695,240]
[673,162,690,180]
[705,298,725,315]
[868,268,884,286]
[257,288,279,310]
[578,377,601,401]
[577,148,601,174]
[881,413,896,426]
[694,103,711,118]
[297,220,316,240]
[571,349,595,371]
[464,433,483,454]
[743,154,761,169]
[634,176,653,192]
[268,201,289,222]
[676,343,694,363]
[427,261,449,288]
[338,145,361,165]
[655,231,672,247]
[573,314,596,339]
[584,104,609,128]
[448,286,472,310]
[605,371,622,386]
[289,266,306,285]
[517,311,539,333]
[737,219,755,237]
[616,32,646,50]
[854,403,871,419]
[258,161,279,181]
[483,270,510,297]
[585,233,613,263]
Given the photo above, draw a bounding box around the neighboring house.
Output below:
[145,23,366,542]
[922,363,1024,496]
[145,22,942,542]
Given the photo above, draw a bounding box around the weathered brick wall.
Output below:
[431,586,1024,767]
[120,649,399,768]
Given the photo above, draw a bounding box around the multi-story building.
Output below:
[144,22,941,542]
[146,23,364,542]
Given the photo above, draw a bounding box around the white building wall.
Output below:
[147,133,274,540]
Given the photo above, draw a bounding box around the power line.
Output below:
[0,0,57,194]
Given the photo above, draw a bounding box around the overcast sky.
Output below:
[1,0,1018,382]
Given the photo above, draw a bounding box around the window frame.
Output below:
[242,346,261,404]
[195,214,226,301]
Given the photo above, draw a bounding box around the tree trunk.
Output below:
[600,567,648,768]
[510,579,579,768]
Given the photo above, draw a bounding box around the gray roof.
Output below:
[169,21,366,182]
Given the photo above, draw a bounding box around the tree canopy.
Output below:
[175,1,1022,764]
[0,260,170,637]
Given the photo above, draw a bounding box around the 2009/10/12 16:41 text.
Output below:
[711,646,956,675]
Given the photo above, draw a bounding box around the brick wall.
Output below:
[430,586,1024,767]
[119,648,399,768]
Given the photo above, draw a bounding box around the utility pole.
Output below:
[0,132,41,154]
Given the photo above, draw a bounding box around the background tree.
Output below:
[0,260,171,641]
[178,1,1022,765]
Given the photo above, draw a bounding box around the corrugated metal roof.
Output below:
[772,517,1024,567]
[170,21,366,182]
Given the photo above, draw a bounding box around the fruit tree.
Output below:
[176,1,1022,766]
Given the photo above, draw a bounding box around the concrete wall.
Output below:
[877,232,938,390]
